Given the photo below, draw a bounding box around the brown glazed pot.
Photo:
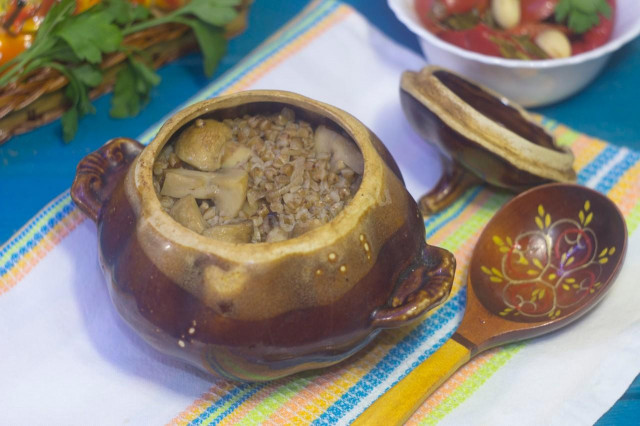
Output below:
[400,66,577,215]
[70,90,456,382]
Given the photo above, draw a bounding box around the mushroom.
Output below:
[314,125,364,175]
[169,195,207,234]
[221,141,252,168]
[203,221,253,243]
[174,119,232,171]
[161,168,249,217]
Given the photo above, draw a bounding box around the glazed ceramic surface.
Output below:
[70,91,456,382]
[388,0,640,107]
[401,66,576,214]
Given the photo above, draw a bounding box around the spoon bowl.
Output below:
[355,183,627,425]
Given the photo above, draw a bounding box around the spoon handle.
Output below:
[352,338,471,426]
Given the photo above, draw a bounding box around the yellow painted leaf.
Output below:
[505,307,513,312]
[566,278,575,283]
[527,270,538,276]
[506,236,513,246]
[545,213,551,227]
[519,257,529,265]
[609,247,616,256]
[561,252,567,263]
[491,267,503,277]
[535,216,544,230]
[499,311,507,316]
[599,257,608,264]
[492,235,504,246]
[539,289,546,298]
[533,258,544,269]
[490,276,503,283]
[566,256,575,266]
[585,212,593,226]
[599,248,608,258]
[585,200,590,211]
[548,273,557,280]
[538,204,545,216]
[579,210,585,224]
[572,284,579,289]
[532,289,539,296]
[499,246,510,253]
[481,266,492,275]
[595,282,602,287]
[562,284,570,291]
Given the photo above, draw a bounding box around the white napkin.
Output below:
[1,2,639,425]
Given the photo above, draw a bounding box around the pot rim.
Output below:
[133,90,388,261]
[401,66,576,183]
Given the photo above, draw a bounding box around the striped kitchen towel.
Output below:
[1,1,639,424]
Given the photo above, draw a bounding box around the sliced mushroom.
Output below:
[212,168,249,217]
[174,119,232,171]
[266,226,289,242]
[169,195,207,234]
[161,168,248,217]
[203,221,253,243]
[314,125,364,175]
[221,142,252,168]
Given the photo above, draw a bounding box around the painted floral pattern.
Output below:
[482,201,616,319]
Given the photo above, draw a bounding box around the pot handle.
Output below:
[371,245,456,329]
[71,137,143,222]
[419,156,480,216]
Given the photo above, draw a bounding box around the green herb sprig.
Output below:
[555,0,612,34]
[0,0,240,141]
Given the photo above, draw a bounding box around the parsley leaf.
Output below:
[56,10,123,63]
[555,0,612,34]
[111,56,161,118]
[1,0,241,141]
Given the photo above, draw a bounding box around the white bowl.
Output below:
[388,0,640,107]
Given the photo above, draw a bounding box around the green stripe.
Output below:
[237,379,311,425]
[555,127,582,147]
[424,187,482,238]
[626,200,640,234]
[418,343,525,426]
[137,0,337,146]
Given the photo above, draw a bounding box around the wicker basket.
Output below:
[0,1,251,144]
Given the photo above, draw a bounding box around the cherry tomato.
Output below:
[520,0,558,23]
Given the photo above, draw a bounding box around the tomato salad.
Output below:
[414,0,616,59]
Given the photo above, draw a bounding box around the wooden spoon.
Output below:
[354,183,627,425]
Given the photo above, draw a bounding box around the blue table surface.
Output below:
[0,0,638,422]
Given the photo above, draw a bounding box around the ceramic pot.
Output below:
[71,90,456,382]
[400,66,577,215]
